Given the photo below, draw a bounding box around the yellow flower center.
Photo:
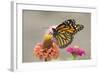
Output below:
[43,34,53,41]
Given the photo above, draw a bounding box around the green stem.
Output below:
[72,54,77,60]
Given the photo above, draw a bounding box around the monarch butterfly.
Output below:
[52,19,84,48]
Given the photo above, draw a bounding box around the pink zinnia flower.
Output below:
[66,46,86,60]
[33,42,60,61]
[33,27,60,61]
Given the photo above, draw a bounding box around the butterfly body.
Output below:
[52,28,59,36]
[52,19,84,48]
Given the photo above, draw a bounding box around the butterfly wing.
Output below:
[56,19,77,34]
[56,19,84,34]
[74,24,84,34]
[53,32,73,48]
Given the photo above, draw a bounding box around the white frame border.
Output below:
[11,1,97,72]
